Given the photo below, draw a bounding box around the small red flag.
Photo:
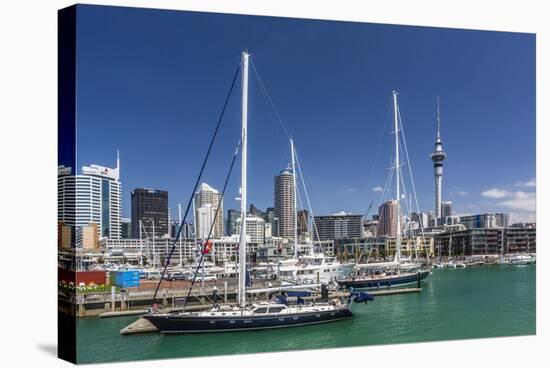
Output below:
[202,240,213,254]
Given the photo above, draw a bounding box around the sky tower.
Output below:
[430,97,447,223]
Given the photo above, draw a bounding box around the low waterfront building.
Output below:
[334,236,434,260]
[104,237,196,265]
[434,226,536,257]
[504,226,536,254]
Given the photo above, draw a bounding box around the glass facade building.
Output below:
[131,188,169,239]
[57,158,122,247]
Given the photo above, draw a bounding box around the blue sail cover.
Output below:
[284,291,312,297]
[352,291,374,303]
[274,295,288,305]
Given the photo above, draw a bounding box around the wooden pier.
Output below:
[120,318,158,335]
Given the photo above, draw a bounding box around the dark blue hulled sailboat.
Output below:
[337,265,431,290]
[143,51,369,334]
[337,92,432,291]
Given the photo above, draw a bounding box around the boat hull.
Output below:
[143,308,353,333]
[338,269,431,290]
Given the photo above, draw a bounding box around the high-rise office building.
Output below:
[172,221,194,239]
[495,213,510,228]
[313,212,363,241]
[196,204,215,240]
[226,209,240,236]
[120,217,132,239]
[460,213,504,229]
[194,183,224,238]
[459,213,509,229]
[249,204,264,218]
[236,215,265,244]
[363,219,379,237]
[58,222,72,249]
[81,223,99,249]
[441,201,453,218]
[131,188,169,239]
[377,200,398,237]
[411,212,429,229]
[58,153,122,246]
[274,167,295,240]
[427,211,435,227]
[264,222,273,238]
[263,207,276,233]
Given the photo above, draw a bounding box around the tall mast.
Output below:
[238,51,249,308]
[178,203,183,267]
[152,219,156,268]
[290,138,298,258]
[139,219,143,267]
[393,91,401,264]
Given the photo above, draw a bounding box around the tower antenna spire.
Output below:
[436,96,441,140]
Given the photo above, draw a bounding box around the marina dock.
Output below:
[100,310,149,318]
[120,318,158,335]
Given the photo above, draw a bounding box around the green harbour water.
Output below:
[76,265,536,364]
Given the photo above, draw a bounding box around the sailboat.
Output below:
[143,51,368,333]
[337,92,432,290]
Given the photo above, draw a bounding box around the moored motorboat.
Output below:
[502,254,536,265]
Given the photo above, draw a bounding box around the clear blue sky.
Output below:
[75,4,536,224]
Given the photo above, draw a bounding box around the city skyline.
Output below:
[74,5,536,225]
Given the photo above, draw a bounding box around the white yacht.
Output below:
[502,254,536,265]
[277,246,354,284]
